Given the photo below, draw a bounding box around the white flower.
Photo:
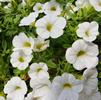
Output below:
[75,0,90,8]
[30,78,51,89]
[0,96,5,100]
[33,37,49,52]
[27,78,56,100]
[19,12,38,26]
[33,3,44,13]
[7,93,24,100]
[65,39,99,70]
[76,21,99,42]
[33,86,56,100]
[10,51,32,70]
[82,68,98,95]
[28,62,49,79]
[79,91,101,100]
[25,86,56,100]
[4,77,27,96]
[44,0,62,15]
[12,32,34,55]
[35,15,66,39]
[89,0,101,12]
[65,3,79,19]
[52,73,83,100]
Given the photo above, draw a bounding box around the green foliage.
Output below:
[0,0,101,93]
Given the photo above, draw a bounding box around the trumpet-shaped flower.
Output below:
[76,21,99,42]
[25,86,56,100]
[66,39,99,70]
[30,78,51,89]
[10,51,32,70]
[19,12,38,26]
[7,93,25,100]
[52,73,83,100]
[44,0,62,15]
[33,86,56,100]
[4,77,27,96]
[26,78,56,100]
[28,62,49,79]
[12,32,34,55]
[33,3,44,13]
[33,37,49,52]
[35,15,66,39]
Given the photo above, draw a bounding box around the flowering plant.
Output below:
[0,0,101,100]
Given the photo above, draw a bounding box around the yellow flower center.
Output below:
[50,6,56,11]
[63,83,72,89]
[77,50,85,57]
[15,86,21,90]
[37,68,42,72]
[36,43,44,49]
[46,23,52,31]
[85,30,90,36]
[23,42,31,48]
[33,97,40,100]
[18,56,24,62]
[38,6,42,10]
[98,2,101,6]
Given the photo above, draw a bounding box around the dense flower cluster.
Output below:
[0,0,101,100]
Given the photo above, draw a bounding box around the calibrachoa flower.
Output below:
[33,37,50,52]
[30,78,51,89]
[33,85,56,100]
[19,12,38,26]
[33,3,44,13]
[44,0,62,15]
[65,39,99,70]
[76,21,99,42]
[4,77,27,98]
[75,0,90,8]
[25,86,56,100]
[12,32,34,55]
[28,62,49,79]
[10,51,32,70]
[52,73,83,100]
[81,68,98,95]
[27,78,56,100]
[35,15,66,39]
[89,0,101,12]
[1,0,101,99]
